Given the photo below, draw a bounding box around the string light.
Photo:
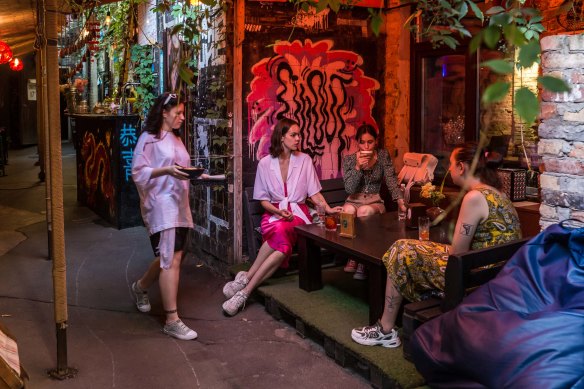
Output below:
[0,40,13,65]
[9,57,23,71]
[105,12,111,26]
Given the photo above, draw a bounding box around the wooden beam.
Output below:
[233,0,244,263]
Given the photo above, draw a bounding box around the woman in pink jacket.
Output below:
[221,118,343,316]
[131,93,199,340]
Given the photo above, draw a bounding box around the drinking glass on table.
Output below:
[418,216,430,241]
[315,204,326,226]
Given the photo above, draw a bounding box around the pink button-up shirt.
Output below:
[132,130,194,235]
[253,152,321,224]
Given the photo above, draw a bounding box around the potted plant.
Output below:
[420,180,446,221]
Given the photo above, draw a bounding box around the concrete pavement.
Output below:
[0,143,369,388]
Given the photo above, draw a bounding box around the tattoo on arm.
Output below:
[459,223,473,236]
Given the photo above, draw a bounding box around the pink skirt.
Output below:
[261,203,311,268]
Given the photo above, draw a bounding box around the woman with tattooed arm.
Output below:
[350,142,522,348]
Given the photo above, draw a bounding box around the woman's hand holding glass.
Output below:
[356,151,373,170]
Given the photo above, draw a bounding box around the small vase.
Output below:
[426,206,444,222]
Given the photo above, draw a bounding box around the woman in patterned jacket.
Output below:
[351,142,522,348]
[341,124,407,279]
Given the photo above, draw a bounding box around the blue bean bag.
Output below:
[411,222,584,388]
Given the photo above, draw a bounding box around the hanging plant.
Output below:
[130,44,156,116]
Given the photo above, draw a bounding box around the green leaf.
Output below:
[529,15,543,23]
[517,39,540,68]
[538,75,571,93]
[482,81,510,104]
[328,0,341,13]
[503,23,526,46]
[370,12,383,36]
[482,59,514,74]
[458,1,468,18]
[171,24,182,36]
[485,6,505,15]
[483,25,501,49]
[467,0,484,22]
[179,64,195,86]
[442,36,458,49]
[469,31,483,53]
[316,0,329,13]
[515,87,539,125]
[490,12,512,26]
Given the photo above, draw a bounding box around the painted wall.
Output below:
[242,4,386,187]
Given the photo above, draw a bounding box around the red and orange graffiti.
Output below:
[247,39,380,179]
[80,132,115,215]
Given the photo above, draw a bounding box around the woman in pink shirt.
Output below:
[222,118,343,316]
[131,93,200,340]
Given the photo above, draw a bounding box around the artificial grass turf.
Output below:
[245,266,425,388]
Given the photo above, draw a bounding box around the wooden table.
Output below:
[295,212,450,324]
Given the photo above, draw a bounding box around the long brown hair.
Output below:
[143,92,182,137]
[269,118,299,157]
[454,142,503,189]
[355,124,378,148]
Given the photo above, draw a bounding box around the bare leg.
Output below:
[378,275,403,332]
[342,203,357,214]
[356,205,378,217]
[242,250,286,294]
[246,241,276,280]
[138,258,161,290]
[159,250,183,324]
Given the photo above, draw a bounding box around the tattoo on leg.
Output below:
[386,294,399,312]
[460,223,473,236]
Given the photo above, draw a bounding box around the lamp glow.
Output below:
[105,12,111,26]
[9,57,23,71]
[0,40,13,65]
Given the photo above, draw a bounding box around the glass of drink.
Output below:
[325,215,338,232]
[315,204,326,226]
[398,207,407,221]
[418,216,430,241]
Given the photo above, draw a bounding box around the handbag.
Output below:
[397,153,438,204]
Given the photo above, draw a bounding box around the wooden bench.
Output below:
[243,178,346,262]
[401,238,530,360]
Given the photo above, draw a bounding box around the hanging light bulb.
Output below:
[0,40,13,65]
[9,57,23,71]
[189,0,200,6]
[105,11,111,27]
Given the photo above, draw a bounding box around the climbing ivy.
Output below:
[130,44,156,116]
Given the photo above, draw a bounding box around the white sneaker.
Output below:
[351,322,401,348]
[132,281,151,313]
[223,271,249,299]
[222,290,248,316]
[353,264,367,280]
[163,319,198,340]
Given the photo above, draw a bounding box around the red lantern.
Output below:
[0,40,13,65]
[9,57,23,71]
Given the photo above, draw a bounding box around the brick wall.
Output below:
[539,34,584,228]
[137,4,157,46]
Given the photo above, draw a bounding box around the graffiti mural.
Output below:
[246,39,380,178]
[80,131,115,216]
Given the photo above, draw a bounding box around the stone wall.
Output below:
[538,34,584,228]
